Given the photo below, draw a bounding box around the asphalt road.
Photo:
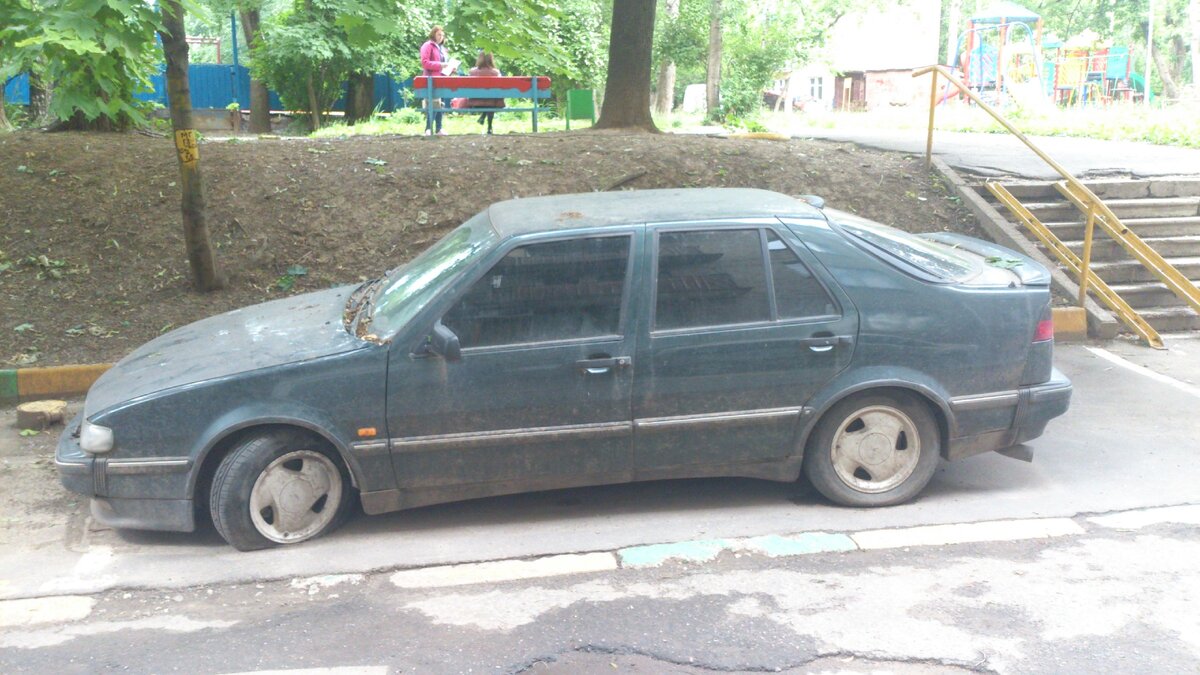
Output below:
[2,343,1199,601]
[2,510,1197,674]
[791,128,1200,180]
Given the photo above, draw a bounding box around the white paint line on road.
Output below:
[218,662,386,667]
[1085,346,1200,398]
[390,552,617,589]
[1089,504,1200,529]
[220,669,389,675]
[0,596,94,628]
[1,614,238,649]
[851,518,1084,550]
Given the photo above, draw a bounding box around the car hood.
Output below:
[86,285,366,417]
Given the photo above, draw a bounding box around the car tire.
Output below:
[803,391,940,507]
[210,430,353,551]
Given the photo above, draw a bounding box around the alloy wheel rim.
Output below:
[830,405,921,494]
[249,450,342,543]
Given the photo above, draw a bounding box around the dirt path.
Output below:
[0,130,984,366]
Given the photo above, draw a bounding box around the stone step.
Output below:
[989,179,1200,201]
[1058,235,1200,261]
[1106,281,1200,309]
[1087,256,1200,283]
[1139,306,1200,333]
[1042,216,1200,241]
[1020,197,1200,223]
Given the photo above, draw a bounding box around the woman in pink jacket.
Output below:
[419,26,450,135]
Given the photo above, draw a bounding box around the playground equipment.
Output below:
[1049,44,1137,107]
[955,2,1046,107]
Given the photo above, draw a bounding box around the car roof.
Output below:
[485,188,824,236]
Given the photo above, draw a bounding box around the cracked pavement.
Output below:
[2,517,1197,674]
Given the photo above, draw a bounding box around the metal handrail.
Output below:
[915,64,1199,347]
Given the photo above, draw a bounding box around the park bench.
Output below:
[411,76,552,133]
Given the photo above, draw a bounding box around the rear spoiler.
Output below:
[919,232,1050,287]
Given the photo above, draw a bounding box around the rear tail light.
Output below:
[1033,308,1054,342]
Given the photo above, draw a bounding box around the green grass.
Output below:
[763,102,1200,149]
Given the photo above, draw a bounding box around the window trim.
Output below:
[437,231,637,354]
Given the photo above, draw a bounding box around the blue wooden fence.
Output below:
[4,65,412,113]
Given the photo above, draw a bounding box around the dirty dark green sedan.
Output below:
[57,189,1071,550]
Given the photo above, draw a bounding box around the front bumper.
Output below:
[56,414,196,533]
[946,368,1073,461]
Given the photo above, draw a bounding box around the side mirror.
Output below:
[427,322,461,362]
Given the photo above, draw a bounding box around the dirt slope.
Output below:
[0,129,984,366]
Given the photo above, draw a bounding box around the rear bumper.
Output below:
[946,368,1072,461]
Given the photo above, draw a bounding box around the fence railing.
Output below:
[915,64,1200,349]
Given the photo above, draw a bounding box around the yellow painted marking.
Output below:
[174,130,199,166]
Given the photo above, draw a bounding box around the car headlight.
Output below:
[80,420,114,454]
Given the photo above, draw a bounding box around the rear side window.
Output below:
[443,235,630,348]
[655,230,770,330]
[829,209,979,282]
[768,231,837,318]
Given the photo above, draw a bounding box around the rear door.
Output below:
[632,221,858,474]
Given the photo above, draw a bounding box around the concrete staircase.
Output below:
[979,179,1200,336]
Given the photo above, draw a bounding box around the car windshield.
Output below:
[368,213,497,337]
[826,209,979,282]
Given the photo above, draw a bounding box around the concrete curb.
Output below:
[0,364,112,405]
[931,157,1120,341]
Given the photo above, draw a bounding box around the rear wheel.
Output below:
[803,391,940,507]
[210,430,352,551]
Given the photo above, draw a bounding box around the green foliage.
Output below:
[253,0,431,128]
[2,0,165,128]
[446,0,580,80]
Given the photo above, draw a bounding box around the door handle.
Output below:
[799,335,853,353]
[576,356,631,374]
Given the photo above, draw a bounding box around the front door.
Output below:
[633,222,857,475]
[385,231,641,495]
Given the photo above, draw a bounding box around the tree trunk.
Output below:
[306,72,322,131]
[1191,0,1199,88]
[28,67,52,125]
[346,72,374,125]
[239,8,271,134]
[0,84,11,131]
[706,0,722,120]
[158,0,225,292]
[1152,44,1181,99]
[654,0,679,115]
[595,0,658,131]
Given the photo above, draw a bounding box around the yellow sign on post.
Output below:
[174,129,199,166]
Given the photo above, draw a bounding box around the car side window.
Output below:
[443,235,630,349]
[767,231,838,318]
[655,229,770,330]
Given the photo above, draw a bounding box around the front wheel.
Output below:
[803,391,940,507]
[210,430,352,551]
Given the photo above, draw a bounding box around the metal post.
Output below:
[925,69,938,167]
[1078,201,1097,307]
[532,78,539,133]
[426,77,434,134]
[229,12,240,108]
[1146,0,1154,107]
